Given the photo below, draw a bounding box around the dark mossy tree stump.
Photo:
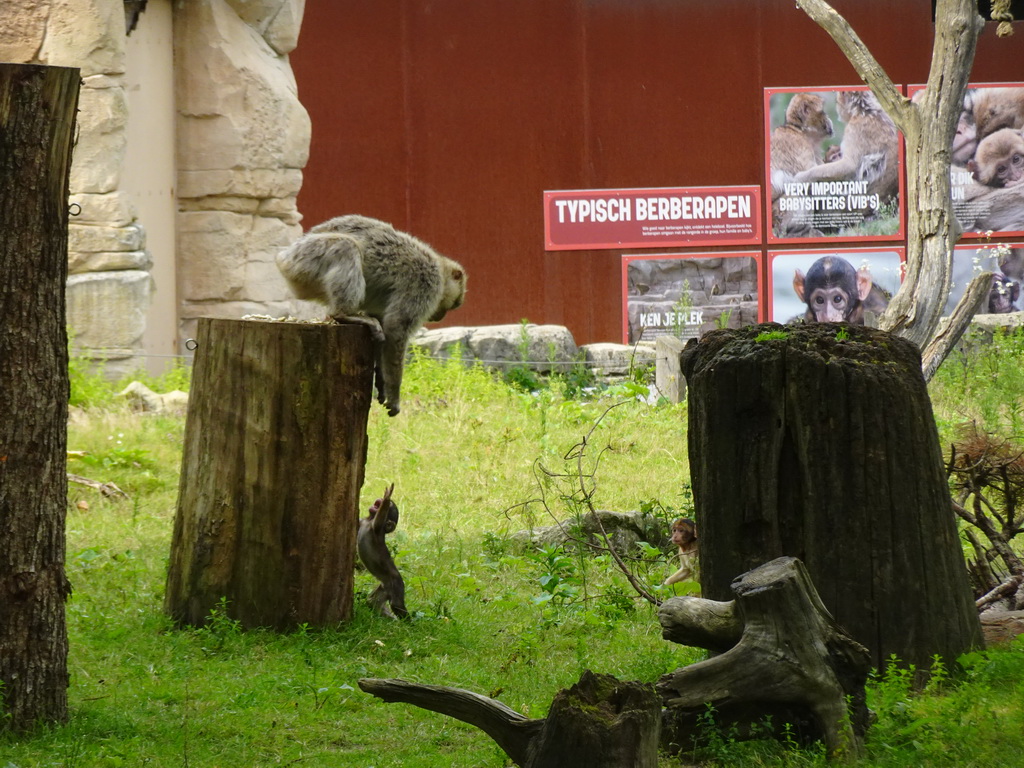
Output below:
[164,318,374,629]
[359,671,660,768]
[681,323,982,671]
[658,557,871,758]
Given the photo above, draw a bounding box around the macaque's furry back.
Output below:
[276,215,467,415]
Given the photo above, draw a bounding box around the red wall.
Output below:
[291,1,1023,345]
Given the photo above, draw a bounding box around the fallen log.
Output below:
[359,670,660,768]
[657,557,871,759]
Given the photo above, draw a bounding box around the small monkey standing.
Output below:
[664,518,698,587]
[276,214,467,416]
[357,483,408,618]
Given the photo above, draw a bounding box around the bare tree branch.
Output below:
[921,272,994,381]
[794,0,911,126]
[795,0,988,380]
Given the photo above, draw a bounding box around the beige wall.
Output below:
[123,0,178,372]
[1,0,312,374]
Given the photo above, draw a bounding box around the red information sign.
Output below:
[543,186,762,251]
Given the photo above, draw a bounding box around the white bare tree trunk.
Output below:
[795,0,990,380]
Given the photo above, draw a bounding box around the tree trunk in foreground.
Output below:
[0,63,79,731]
[681,323,983,672]
[164,318,374,629]
[359,670,660,768]
[658,557,871,759]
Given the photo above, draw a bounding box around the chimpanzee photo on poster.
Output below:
[765,87,904,243]
[621,252,761,345]
[768,249,904,325]
[945,244,1024,316]
[913,83,1024,238]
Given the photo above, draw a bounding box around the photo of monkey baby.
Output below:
[927,83,1024,236]
[664,518,698,588]
[945,245,1024,315]
[769,249,903,325]
[276,215,467,416]
[766,87,902,241]
[356,483,408,619]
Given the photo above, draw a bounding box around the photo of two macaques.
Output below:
[767,88,901,239]
[276,214,467,416]
[943,85,1024,234]
[357,483,408,619]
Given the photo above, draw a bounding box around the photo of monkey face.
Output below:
[769,249,903,325]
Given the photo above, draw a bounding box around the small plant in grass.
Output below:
[69,347,115,407]
[194,597,243,654]
[529,544,582,624]
[77,439,154,471]
[504,319,544,393]
[558,354,598,399]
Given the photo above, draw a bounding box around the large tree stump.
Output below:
[359,670,660,768]
[681,323,982,671]
[164,318,374,629]
[0,63,79,730]
[658,557,871,758]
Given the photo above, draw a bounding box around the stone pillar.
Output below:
[655,335,686,403]
[2,0,152,376]
[175,0,313,344]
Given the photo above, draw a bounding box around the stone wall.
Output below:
[1,0,312,372]
[175,0,313,343]
[2,0,150,374]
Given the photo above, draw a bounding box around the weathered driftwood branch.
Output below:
[658,595,741,654]
[358,678,541,764]
[977,575,1024,610]
[359,670,660,768]
[67,473,129,499]
[921,272,994,382]
[657,557,870,759]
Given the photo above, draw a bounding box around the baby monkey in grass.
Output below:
[664,518,698,587]
[357,483,408,618]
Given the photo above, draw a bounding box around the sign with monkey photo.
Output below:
[767,248,904,325]
[908,82,1024,239]
[544,186,762,251]
[765,87,906,244]
[621,251,761,345]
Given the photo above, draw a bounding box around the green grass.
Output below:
[4,340,1024,766]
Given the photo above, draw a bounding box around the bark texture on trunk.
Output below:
[164,318,374,629]
[681,323,983,672]
[0,63,79,731]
